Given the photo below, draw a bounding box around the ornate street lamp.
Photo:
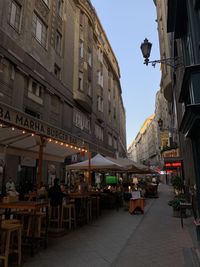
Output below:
[140,38,181,68]
[140,38,152,66]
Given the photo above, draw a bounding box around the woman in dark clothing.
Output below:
[48,178,65,207]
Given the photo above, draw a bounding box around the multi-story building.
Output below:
[154,0,180,158]
[152,0,186,186]
[127,140,137,162]
[0,0,126,190]
[128,114,158,168]
[166,0,200,215]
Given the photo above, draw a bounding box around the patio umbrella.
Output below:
[106,156,156,174]
[66,153,124,171]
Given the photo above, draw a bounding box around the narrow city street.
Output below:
[23,184,199,267]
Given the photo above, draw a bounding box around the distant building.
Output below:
[128,114,159,167]
[127,140,137,162]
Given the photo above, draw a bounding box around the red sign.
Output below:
[164,162,182,168]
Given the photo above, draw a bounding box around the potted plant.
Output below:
[171,176,184,195]
[168,193,187,217]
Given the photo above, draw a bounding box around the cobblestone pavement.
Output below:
[23,184,199,267]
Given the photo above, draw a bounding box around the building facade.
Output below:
[128,114,159,168]
[0,0,126,190]
[166,0,200,215]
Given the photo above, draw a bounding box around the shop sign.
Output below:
[164,162,182,167]
[0,102,79,145]
[160,131,169,148]
[162,149,179,158]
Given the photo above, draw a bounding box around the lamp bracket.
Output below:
[144,57,182,69]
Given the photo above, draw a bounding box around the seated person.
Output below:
[6,177,19,196]
[77,174,88,193]
[37,182,48,199]
[48,178,66,207]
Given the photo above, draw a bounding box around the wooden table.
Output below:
[69,193,89,225]
[129,198,145,214]
[0,201,49,256]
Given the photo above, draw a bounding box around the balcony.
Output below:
[73,90,92,113]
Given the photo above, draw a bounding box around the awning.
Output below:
[0,125,80,162]
[0,101,88,162]
[66,153,123,171]
[106,156,156,174]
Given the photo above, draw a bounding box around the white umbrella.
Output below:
[66,153,123,171]
[106,156,155,174]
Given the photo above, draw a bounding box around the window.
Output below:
[88,49,92,66]
[55,31,62,55]
[97,48,103,63]
[97,96,103,112]
[87,80,92,97]
[113,107,116,119]
[108,89,111,101]
[42,0,49,6]
[9,0,21,31]
[187,72,200,104]
[33,13,47,47]
[97,70,103,87]
[73,109,91,132]
[183,35,194,65]
[113,137,117,149]
[80,40,84,58]
[51,95,59,109]
[54,64,61,80]
[28,78,43,105]
[79,72,83,91]
[95,124,104,141]
[108,133,112,146]
[56,0,63,17]
[80,11,84,26]
[113,81,116,98]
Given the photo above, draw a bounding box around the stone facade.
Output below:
[166,0,200,201]
[0,0,126,187]
[128,114,159,168]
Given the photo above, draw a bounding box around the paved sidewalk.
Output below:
[112,184,199,267]
[23,184,199,267]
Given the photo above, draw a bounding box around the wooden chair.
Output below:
[91,196,100,219]
[26,211,46,237]
[49,206,61,228]
[0,221,22,267]
[61,203,76,229]
[87,197,92,223]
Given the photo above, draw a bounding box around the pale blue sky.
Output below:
[90,0,161,147]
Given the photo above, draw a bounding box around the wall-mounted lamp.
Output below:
[140,38,181,68]
[158,118,163,130]
[157,118,178,137]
